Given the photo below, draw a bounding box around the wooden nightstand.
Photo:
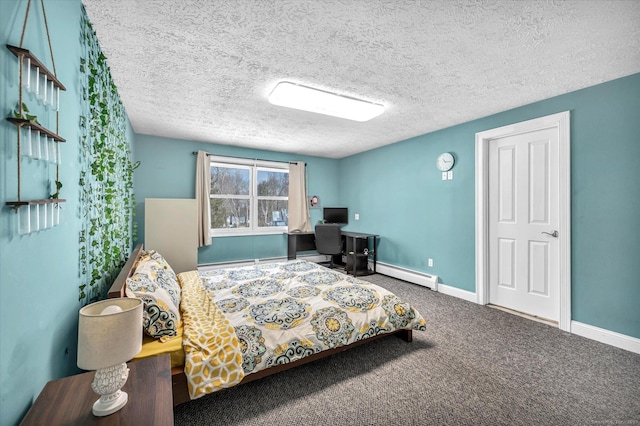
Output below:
[21,354,173,425]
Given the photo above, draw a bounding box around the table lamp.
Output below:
[77,298,142,416]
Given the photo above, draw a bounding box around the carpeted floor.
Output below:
[174,273,640,426]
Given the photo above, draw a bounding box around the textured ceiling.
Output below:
[82,0,640,159]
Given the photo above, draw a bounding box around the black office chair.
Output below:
[315,223,343,269]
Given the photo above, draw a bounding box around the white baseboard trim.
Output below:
[437,283,478,303]
[376,262,438,290]
[571,321,640,355]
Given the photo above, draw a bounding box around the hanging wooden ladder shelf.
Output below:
[5,0,67,234]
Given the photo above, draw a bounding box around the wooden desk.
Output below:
[287,231,316,260]
[287,230,379,276]
[21,355,173,426]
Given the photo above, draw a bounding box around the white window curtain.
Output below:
[287,162,311,233]
[196,151,212,246]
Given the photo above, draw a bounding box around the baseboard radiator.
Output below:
[375,262,439,291]
[199,254,325,271]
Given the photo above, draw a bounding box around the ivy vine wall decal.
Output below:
[78,8,137,304]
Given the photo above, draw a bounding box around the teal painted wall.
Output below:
[133,134,340,264]
[339,73,640,339]
[0,1,135,424]
[338,121,477,290]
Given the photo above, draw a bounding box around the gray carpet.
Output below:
[174,273,640,426]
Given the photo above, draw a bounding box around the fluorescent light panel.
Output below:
[268,81,384,122]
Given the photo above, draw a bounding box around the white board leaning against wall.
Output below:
[144,198,198,273]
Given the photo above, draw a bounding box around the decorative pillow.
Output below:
[136,291,180,341]
[126,254,181,340]
[146,250,181,307]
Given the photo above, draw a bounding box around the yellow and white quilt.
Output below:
[178,271,245,399]
[178,260,426,400]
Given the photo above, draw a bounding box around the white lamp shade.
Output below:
[77,298,143,370]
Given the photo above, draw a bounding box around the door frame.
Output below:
[475,111,571,331]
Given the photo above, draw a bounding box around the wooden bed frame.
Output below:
[108,243,413,406]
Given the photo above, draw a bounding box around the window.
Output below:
[209,156,289,236]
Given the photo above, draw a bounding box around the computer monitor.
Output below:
[323,207,348,224]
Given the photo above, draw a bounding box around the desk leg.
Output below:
[372,236,377,273]
[287,234,296,260]
[352,237,357,276]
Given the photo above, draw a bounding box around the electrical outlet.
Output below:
[428,258,433,267]
[354,213,360,220]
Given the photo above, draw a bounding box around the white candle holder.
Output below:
[48,203,56,227]
[48,80,55,107]
[35,66,41,96]
[56,142,61,165]
[22,126,33,157]
[40,203,49,229]
[48,138,57,164]
[40,133,49,162]
[53,204,61,226]
[33,131,42,160]
[30,204,40,233]
[18,207,31,235]
[40,73,48,105]
[23,57,31,92]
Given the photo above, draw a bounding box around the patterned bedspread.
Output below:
[179,259,426,399]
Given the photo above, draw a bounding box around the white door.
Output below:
[488,128,560,321]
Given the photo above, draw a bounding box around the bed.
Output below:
[108,244,426,406]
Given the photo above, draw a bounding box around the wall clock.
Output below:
[436,152,455,171]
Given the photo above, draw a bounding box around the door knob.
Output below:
[541,230,558,237]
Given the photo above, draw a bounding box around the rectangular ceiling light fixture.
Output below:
[268,81,384,122]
